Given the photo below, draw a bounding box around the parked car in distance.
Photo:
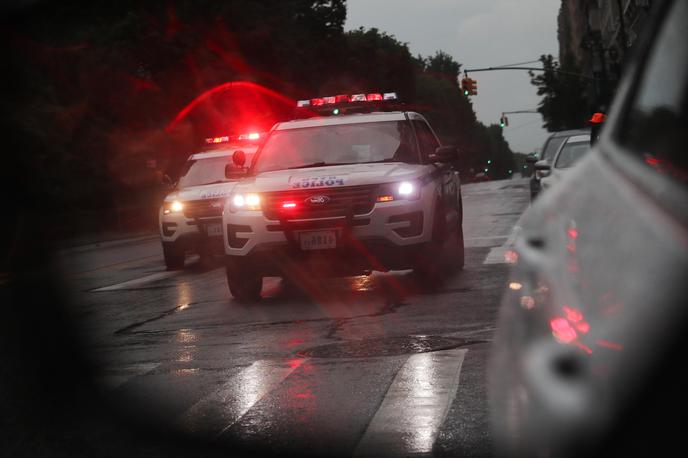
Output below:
[537,133,591,193]
[527,128,589,201]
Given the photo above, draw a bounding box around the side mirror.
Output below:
[534,160,551,177]
[429,145,459,163]
[160,174,175,190]
[233,150,246,167]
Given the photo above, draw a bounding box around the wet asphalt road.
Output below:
[56,178,530,457]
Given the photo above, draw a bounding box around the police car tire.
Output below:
[413,200,447,284]
[453,220,465,271]
[226,260,262,302]
[163,243,185,270]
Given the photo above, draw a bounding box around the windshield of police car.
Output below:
[554,141,590,169]
[253,121,418,173]
[178,156,241,187]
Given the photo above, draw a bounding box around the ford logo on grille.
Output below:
[306,195,330,205]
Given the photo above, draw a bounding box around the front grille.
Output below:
[183,199,224,219]
[263,185,377,220]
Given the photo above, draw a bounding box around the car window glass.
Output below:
[178,157,234,187]
[254,121,418,173]
[542,136,566,162]
[617,0,688,184]
[413,120,440,159]
[554,141,591,169]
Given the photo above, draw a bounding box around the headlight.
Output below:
[230,193,261,212]
[163,200,184,215]
[376,181,421,202]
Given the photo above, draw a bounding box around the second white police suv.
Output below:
[222,92,465,301]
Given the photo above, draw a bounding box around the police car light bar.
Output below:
[296,92,397,108]
[206,136,230,144]
[205,133,261,144]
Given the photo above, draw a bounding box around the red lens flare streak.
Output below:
[166,81,295,133]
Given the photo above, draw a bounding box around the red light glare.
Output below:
[596,339,623,351]
[366,93,383,101]
[563,306,583,323]
[575,321,591,334]
[645,156,660,166]
[238,132,261,141]
[550,317,577,343]
[206,136,229,144]
[311,98,325,106]
[335,94,350,103]
[287,358,305,369]
[282,202,297,209]
[567,228,578,239]
[166,81,295,133]
[504,249,519,264]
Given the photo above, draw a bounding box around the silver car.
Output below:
[537,133,591,193]
[489,0,688,456]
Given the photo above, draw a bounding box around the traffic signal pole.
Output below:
[463,66,601,80]
[499,109,539,127]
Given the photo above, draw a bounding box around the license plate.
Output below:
[206,223,223,237]
[299,230,337,250]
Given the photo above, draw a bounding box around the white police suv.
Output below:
[222,93,464,301]
[159,134,260,269]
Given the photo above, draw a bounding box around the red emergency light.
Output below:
[296,92,398,108]
[205,132,262,144]
[282,202,297,209]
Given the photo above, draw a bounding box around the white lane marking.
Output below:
[91,270,182,291]
[354,349,467,457]
[465,235,509,248]
[465,236,509,241]
[67,254,160,278]
[483,225,521,264]
[178,359,306,436]
[97,362,161,390]
[60,235,159,254]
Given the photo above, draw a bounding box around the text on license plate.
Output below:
[299,230,337,250]
[206,223,223,237]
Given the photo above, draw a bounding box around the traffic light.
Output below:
[499,115,509,128]
[461,78,470,96]
[461,77,477,96]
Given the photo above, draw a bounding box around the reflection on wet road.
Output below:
[61,179,529,456]
[355,349,467,456]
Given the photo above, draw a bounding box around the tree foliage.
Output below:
[6,0,514,238]
[530,53,589,132]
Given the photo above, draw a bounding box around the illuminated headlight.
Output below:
[398,182,415,196]
[230,193,261,212]
[377,181,421,202]
[163,200,184,215]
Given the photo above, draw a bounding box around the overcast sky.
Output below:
[345,0,561,154]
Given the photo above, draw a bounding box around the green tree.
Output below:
[530,53,589,131]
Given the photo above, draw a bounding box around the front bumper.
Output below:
[159,208,224,254]
[223,191,437,274]
[226,236,430,276]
